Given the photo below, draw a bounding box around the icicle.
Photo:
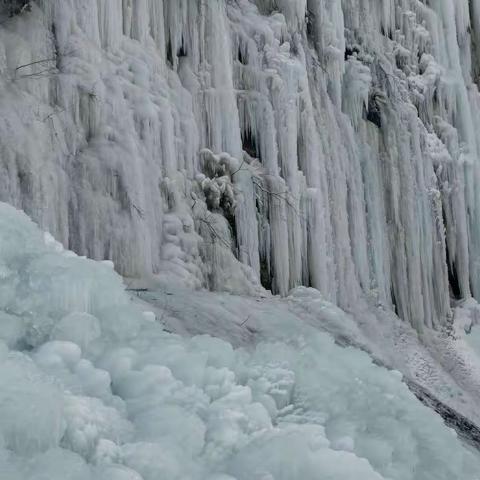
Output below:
[7,0,480,332]
[98,0,123,50]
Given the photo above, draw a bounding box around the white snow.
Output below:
[1,205,480,479]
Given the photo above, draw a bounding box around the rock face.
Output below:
[1,0,480,329]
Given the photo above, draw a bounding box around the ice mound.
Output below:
[0,201,479,479]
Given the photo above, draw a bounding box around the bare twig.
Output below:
[14,49,77,79]
[42,107,66,122]
[199,217,232,249]
[15,57,56,74]
[309,54,328,74]
[252,178,303,218]
[231,159,246,177]
[132,203,145,219]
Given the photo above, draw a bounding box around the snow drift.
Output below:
[1,201,480,479]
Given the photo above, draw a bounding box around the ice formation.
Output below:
[2,0,480,331]
[1,201,480,479]
[5,2,480,476]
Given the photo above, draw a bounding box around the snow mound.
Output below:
[0,202,479,479]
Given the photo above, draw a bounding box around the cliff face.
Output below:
[1,0,480,329]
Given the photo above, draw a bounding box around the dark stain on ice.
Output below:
[406,380,480,451]
[334,336,480,452]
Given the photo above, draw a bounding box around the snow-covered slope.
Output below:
[3,1,480,331]
[2,201,480,480]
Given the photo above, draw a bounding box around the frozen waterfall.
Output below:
[5,2,480,478]
[2,0,480,330]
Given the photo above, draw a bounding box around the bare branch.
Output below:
[42,108,66,123]
[132,203,145,219]
[14,49,77,79]
[252,178,302,216]
[231,159,246,177]
[15,57,56,74]
[198,217,232,249]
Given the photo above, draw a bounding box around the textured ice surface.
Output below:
[468,326,480,357]
[1,203,480,479]
[2,1,480,331]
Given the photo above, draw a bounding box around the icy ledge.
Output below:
[1,203,480,479]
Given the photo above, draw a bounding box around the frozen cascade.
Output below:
[5,2,480,477]
[2,201,480,479]
[3,1,480,329]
